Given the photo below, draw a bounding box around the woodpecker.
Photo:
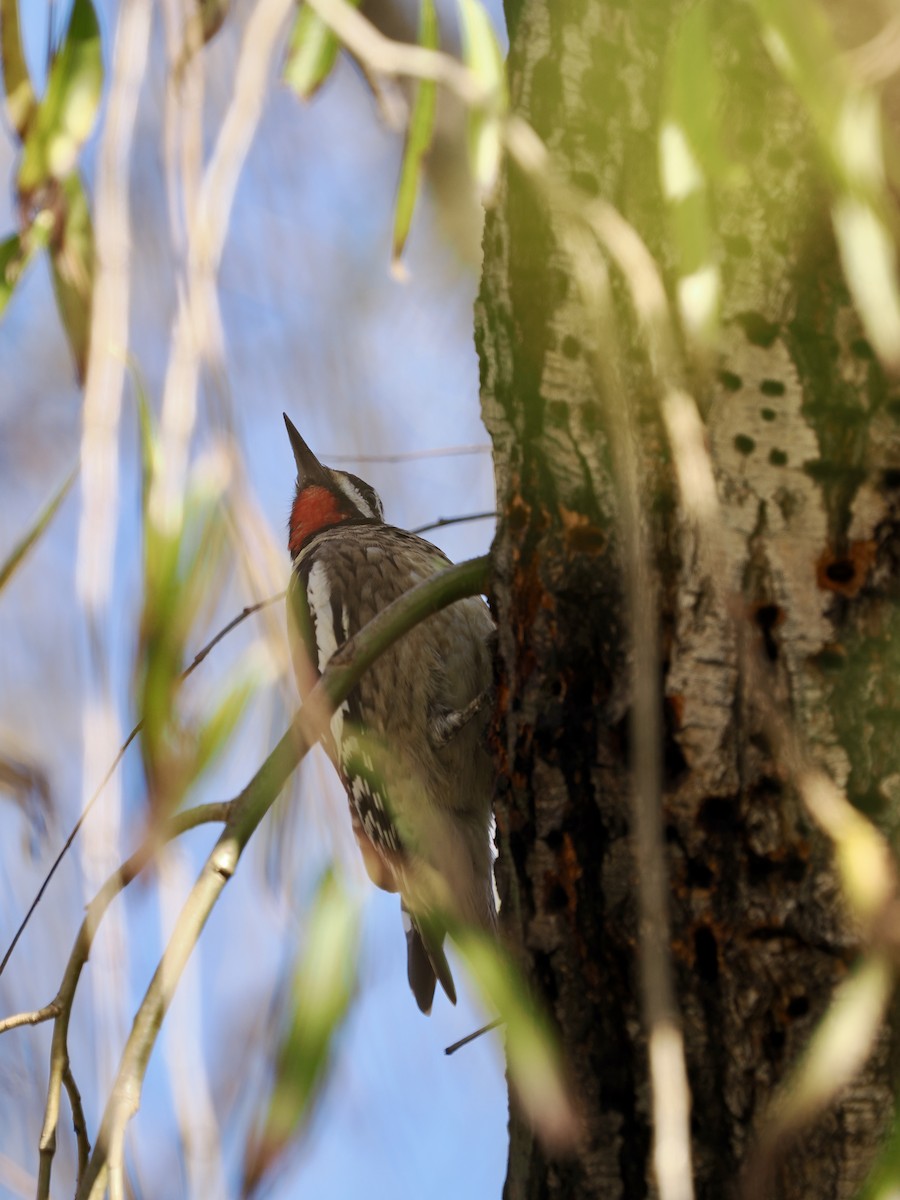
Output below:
[283,414,496,1013]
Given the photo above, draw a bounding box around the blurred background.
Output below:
[0,0,507,1195]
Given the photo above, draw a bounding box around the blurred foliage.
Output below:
[136,401,258,822]
[456,929,577,1148]
[660,0,721,343]
[0,465,77,593]
[241,872,361,1194]
[458,0,506,197]
[0,0,100,379]
[391,0,438,268]
[283,0,363,100]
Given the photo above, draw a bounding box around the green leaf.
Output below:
[764,954,893,1142]
[0,0,37,138]
[18,0,104,193]
[0,465,78,593]
[458,0,506,197]
[391,0,438,269]
[0,232,27,316]
[750,0,900,366]
[283,0,361,101]
[243,872,360,1193]
[455,929,577,1148]
[193,673,256,778]
[659,0,721,343]
[49,172,95,383]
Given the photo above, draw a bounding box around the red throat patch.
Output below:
[289,486,349,553]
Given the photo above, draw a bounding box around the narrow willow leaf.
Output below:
[243,873,360,1194]
[0,232,26,316]
[49,173,95,383]
[19,0,104,192]
[456,929,578,1148]
[0,0,37,138]
[765,955,893,1140]
[660,0,721,342]
[458,0,507,197]
[751,0,900,366]
[134,371,157,515]
[391,0,438,269]
[193,673,256,778]
[0,466,78,592]
[283,0,361,101]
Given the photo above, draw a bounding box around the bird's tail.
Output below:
[401,902,456,1014]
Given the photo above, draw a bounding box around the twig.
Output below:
[181,593,286,675]
[326,444,491,464]
[411,511,496,536]
[74,555,489,1200]
[0,1002,61,1035]
[0,723,142,981]
[63,1063,90,1190]
[444,1018,502,1055]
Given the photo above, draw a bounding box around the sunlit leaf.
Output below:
[193,672,257,778]
[660,0,721,342]
[763,954,893,1141]
[19,0,104,192]
[391,0,438,271]
[283,0,362,101]
[750,0,900,367]
[0,0,37,138]
[49,173,95,383]
[458,0,507,197]
[243,872,360,1195]
[456,929,578,1148]
[0,465,78,593]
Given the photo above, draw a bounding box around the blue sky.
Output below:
[0,1,510,1196]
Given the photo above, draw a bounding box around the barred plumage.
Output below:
[284,415,496,1013]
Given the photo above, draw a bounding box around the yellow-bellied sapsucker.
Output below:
[283,414,496,1013]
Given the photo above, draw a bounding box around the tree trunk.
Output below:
[477,1,899,1196]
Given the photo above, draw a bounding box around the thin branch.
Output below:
[0,723,142,981]
[326,444,491,464]
[0,1002,60,1035]
[74,555,490,1200]
[63,1063,90,1190]
[411,511,496,536]
[181,592,286,675]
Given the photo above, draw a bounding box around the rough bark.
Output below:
[477,1,900,1197]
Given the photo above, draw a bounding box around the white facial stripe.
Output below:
[332,472,376,518]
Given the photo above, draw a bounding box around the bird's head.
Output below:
[284,413,385,558]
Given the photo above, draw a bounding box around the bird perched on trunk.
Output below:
[283,414,496,1013]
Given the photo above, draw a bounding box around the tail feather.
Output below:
[402,903,456,1013]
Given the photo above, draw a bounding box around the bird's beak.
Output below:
[283,413,330,486]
